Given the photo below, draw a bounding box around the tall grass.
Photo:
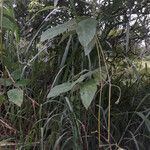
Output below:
[0,0,150,150]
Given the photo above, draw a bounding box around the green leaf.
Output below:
[47,68,104,99]
[47,82,75,98]
[84,37,96,56]
[0,78,13,86]
[7,89,23,107]
[0,95,5,106]
[11,69,22,80]
[0,2,17,32]
[76,18,97,55]
[80,79,97,109]
[1,16,17,31]
[93,67,107,85]
[40,19,76,42]
[15,79,29,87]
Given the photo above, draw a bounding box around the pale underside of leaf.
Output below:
[40,19,77,42]
[47,82,75,98]
[7,89,23,107]
[47,68,106,99]
[76,18,97,55]
[80,79,97,109]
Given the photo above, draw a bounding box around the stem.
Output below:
[96,37,112,145]
[0,0,3,55]
[96,40,102,146]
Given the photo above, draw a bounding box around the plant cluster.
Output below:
[0,0,150,149]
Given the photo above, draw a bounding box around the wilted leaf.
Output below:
[76,18,97,55]
[41,19,76,42]
[7,89,23,107]
[80,79,97,109]
[47,82,75,98]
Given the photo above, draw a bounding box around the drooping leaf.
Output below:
[47,73,87,99]
[76,18,97,55]
[80,79,97,109]
[47,82,75,98]
[54,0,59,7]
[47,68,104,99]
[84,37,96,56]
[7,89,23,107]
[40,19,77,42]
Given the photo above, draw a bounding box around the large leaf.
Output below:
[76,18,97,55]
[47,68,105,99]
[40,19,76,42]
[47,72,90,99]
[80,79,97,109]
[47,82,75,98]
[7,89,23,107]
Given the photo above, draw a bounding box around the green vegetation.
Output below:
[0,0,150,149]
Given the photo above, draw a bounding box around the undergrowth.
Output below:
[0,0,150,150]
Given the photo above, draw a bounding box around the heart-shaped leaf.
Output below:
[76,18,97,55]
[7,89,23,107]
[80,79,97,109]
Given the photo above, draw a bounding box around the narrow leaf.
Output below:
[47,82,75,98]
[40,19,76,42]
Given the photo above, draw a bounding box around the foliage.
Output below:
[0,0,150,150]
